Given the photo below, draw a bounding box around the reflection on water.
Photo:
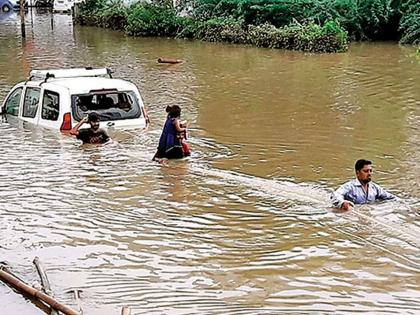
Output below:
[0,9,419,315]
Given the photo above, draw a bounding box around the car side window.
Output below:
[41,90,60,121]
[22,87,41,118]
[4,87,23,116]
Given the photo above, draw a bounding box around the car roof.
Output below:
[27,77,138,94]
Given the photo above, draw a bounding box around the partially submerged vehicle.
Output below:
[0,67,148,131]
[53,0,73,12]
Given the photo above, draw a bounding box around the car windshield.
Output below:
[71,91,141,122]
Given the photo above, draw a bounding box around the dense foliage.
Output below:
[76,0,420,53]
[179,0,419,43]
[182,0,410,41]
[399,0,420,45]
[177,18,347,52]
[77,0,128,29]
[125,3,179,36]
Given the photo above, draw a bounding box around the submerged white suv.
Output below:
[1,67,148,131]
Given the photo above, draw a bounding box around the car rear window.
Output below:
[71,91,141,122]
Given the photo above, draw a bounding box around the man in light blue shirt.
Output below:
[331,159,396,210]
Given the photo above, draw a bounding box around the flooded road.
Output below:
[1,10,419,314]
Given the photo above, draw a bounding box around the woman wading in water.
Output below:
[153,105,190,161]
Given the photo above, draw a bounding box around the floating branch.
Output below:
[0,267,80,315]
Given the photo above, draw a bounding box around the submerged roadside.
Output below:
[74,0,420,54]
[74,0,348,53]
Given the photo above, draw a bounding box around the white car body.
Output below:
[1,67,148,131]
[53,0,73,12]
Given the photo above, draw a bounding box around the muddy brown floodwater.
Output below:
[0,9,419,315]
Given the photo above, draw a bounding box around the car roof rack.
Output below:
[28,67,113,82]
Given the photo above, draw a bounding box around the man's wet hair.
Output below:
[88,112,100,122]
[355,159,372,172]
[165,105,181,118]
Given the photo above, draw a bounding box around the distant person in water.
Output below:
[153,105,190,161]
[331,159,396,210]
[70,112,110,144]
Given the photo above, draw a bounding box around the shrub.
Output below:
[357,0,395,40]
[198,18,247,43]
[309,0,401,41]
[180,0,406,41]
[77,0,129,27]
[176,17,202,38]
[247,21,347,52]
[180,0,239,20]
[125,3,181,36]
[399,0,420,45]
[247,23,290,48]
[78,0,108,16]
[97,0,128,30]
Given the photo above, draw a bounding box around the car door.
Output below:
[2,86,23,116]
[21,86,41,125]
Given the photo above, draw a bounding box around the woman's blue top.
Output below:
[156,117,183,159]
